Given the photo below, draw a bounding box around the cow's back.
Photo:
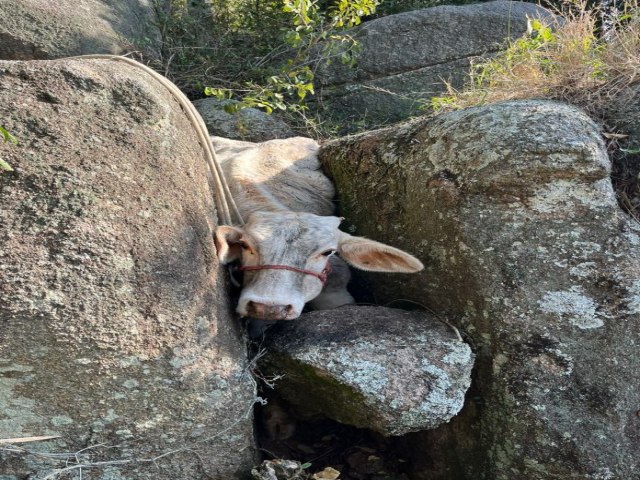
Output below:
[212,136,335,217]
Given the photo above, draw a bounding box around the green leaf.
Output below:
[204,87,231,100]
[0,157,14,172]
[300,462,312,470]
[0,126,17,144]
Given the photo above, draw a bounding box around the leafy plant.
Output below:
[203,0,380,117]
[0,125,17,172]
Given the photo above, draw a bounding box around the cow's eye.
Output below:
[321,249,336,257]
[239,241,252,252]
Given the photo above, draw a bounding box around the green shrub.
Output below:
[203,0,380,120]
[151,0,379,134]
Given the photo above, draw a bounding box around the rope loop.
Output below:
[234,262,332,285]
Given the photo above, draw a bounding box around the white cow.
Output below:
[212,136,423,321]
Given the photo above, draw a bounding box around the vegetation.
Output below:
[427,1,640,219]
[429,0,640,121]
[151,0,640,140]
[151,0,288,94]
[0,125,16,172]
[152,0,380,121]
[205,0,380,116]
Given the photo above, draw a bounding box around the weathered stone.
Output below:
[0,58,255,479]
[313,1,554,132]
[320,100,640,478]
[0,0,160,60]
[260,306,474,437]
[193,98,296,142]
[251,459,309,480]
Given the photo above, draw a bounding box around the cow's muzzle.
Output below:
[246,301,297,321]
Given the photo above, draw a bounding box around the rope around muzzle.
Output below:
[235,262,332,285]
[61,54,244,226]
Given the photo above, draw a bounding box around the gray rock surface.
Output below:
[314,1,554,132]
[193,98,296,142]
[260,306,474,437]
[321,100,640,478]
[0,0,159,60]
[0,58,256,479]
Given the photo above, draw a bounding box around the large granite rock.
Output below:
[0,0,160,60]
[320,100,640,479]
[0,58,256,479]
[260,306,474,437]
[314,1,554,132]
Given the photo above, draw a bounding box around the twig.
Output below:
[0,435,60,444]
[384,299,465,343]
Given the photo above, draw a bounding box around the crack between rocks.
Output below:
[321,48,501,90]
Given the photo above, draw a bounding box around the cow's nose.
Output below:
[246,301,296,320]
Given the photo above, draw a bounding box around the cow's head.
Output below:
[215,211,423,320]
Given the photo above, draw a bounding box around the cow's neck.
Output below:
[235,180,291,218]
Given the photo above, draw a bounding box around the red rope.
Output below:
[236,261,331,285]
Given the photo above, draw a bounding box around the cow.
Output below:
[212,136,423,322]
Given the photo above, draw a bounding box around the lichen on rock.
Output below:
[260,306,474,437]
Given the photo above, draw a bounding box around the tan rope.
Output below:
[59,54,243,226]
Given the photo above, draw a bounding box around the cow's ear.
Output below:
[337,232,424,273]
[214,226,245,264]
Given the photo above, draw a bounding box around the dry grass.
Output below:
[431,0,640,120]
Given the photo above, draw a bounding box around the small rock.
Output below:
[312,467,341,479]
[260,306,474,436]
[251,459,310,480]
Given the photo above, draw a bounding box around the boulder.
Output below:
[193,98,296,142]
[0,0,159,60]
[320,100,640,478]
[0,58,255,479]
[314,1,554,132]
[260,306,474,437]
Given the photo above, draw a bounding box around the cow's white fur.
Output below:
[212,136,423,321]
